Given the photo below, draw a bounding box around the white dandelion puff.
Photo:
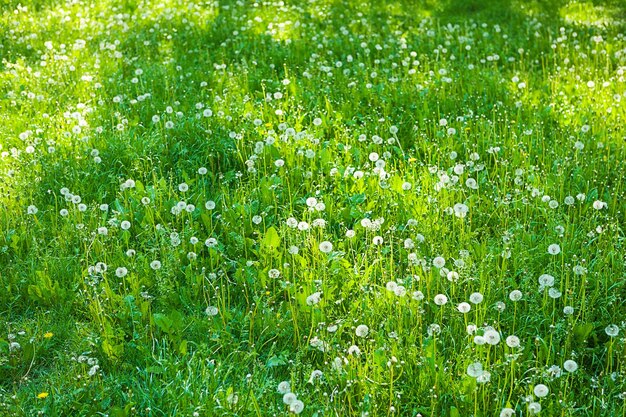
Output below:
[605,324,619,337]
[533,384,549,398]
[433,256,445,268]
[563,360,578,373]
[484,329,501,345]
[355,325,369,338]
[319,241,333,253]
[467,362,483,378]
[277,381,291,394]
[547,244,561,255]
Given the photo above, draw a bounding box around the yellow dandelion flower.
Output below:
[37,392,49,399]
[44,332,54,339]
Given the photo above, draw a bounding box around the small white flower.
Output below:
[394,285,406,297]
[547,365,562,378]
[290,399,304,414]
[547,244,561,255]
[306,292,322,306]
[88,365,100,377]
[469,292,484,304]
[427,323,441,336]
[268,269,281,279]
[277,381,291,394]
[289,400,304,414]
[605,324,619,337]
[447,271,459,282]
[467,362,483,378]
[500,408,516,417]
[308,369,323,383]
[412,291,424,301]
[592,200,606,210]
[434,294,448,306]
[283,392,297,405]
[319,241,333,253]
[457,302,471,313]
[466,178,479,189]
[348,345,361,355]
[453,203,469,218]
[533,384,549,398]
[563,360,578,372]
[476,371,491,384]
[528,402,541,415]
[505,335,520,348]
[484,329,501,345]
[538,274,555,287]
[548,288,562,299]
[355,324,369,338]
[433,256,445,268]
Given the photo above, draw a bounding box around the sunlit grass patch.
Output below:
[1,0,625,416]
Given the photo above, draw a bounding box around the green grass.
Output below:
[1,0,625,415]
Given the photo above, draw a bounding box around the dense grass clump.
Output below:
[1,0,625,415]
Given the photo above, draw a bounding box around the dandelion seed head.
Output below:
[564,360,578,372]
[319,241,333,253]
[355,324,369,338]
[605,324,619,337]
[547,244,561,255]
[533,384,549,398]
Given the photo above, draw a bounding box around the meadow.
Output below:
[1,0,625,415]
